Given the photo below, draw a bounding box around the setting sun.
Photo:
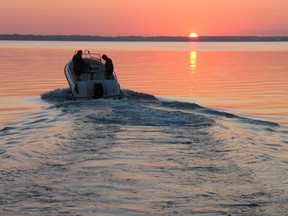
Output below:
[189,33,198,38]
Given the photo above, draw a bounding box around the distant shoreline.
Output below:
[0,34,288,42]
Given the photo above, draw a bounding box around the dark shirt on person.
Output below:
[105,58,114,78]
[72,53,87,76]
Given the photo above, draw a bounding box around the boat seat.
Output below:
[91,72,105,80]
[80,73,91,80]
[90,65,101,72]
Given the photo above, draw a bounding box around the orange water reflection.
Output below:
[115,50,288,124]
[0,43,287,125]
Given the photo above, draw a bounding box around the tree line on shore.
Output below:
[0,34,288,42]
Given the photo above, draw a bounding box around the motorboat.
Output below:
[64,50,121,99]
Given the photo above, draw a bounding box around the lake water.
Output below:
[0,41,288,215]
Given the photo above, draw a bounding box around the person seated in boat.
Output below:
[102,54,114,79]
[72,50,89,79]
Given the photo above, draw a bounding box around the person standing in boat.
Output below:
[72,50,88,79]
[102,54,114,79]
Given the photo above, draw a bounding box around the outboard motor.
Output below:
[92,83,104,99]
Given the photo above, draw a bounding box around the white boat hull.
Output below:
[64,55,121,99]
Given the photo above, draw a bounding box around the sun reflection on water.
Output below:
[190,51,197,73]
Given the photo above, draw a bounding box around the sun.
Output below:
[189,33,198,38]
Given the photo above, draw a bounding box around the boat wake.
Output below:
[0,88,286,215]
[41,88,279,128]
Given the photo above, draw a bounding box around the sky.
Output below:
[0,0,288,36]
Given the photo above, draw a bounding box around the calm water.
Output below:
[0,41,288,215]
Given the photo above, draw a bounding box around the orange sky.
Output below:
[0,0,287,36]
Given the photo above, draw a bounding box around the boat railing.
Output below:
[83,50,102,62]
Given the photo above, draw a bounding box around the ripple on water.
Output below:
[0,90,287,215]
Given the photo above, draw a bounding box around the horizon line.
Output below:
[1,34,288,42]
[1,33,288,37]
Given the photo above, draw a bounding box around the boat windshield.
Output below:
[83,50,102,62]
